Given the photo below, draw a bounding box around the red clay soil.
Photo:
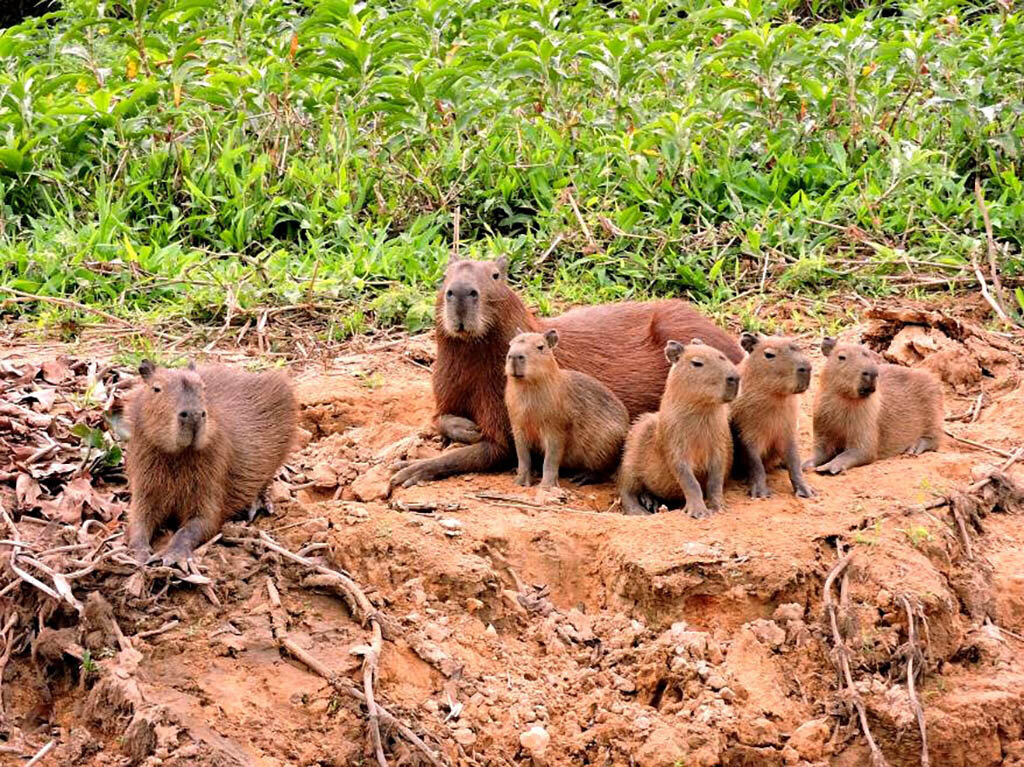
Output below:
[1,308,1023,767]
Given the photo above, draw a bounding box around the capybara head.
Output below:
[740,332,812,395]
[133,360,212,453]
[506,329,559,380]
[820,338,879,399]
[665,338,740,405]
[439,255,510,338]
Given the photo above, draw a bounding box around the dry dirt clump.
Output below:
[0,312,1023,767]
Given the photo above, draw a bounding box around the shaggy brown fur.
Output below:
[505,329,629,488]
[730,333,815,498]
[125,361,297,565]
[810,338,943,475]
[390,256,743,488]
[619,339,739,518]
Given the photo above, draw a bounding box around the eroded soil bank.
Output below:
[1,303,1023,766]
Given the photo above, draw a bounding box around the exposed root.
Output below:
[823,551,890,767]
[898,595,930,767]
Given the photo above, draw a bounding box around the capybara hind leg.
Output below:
[738,438,771,499]
[247,486,273,522]
[566,470,604,486]
[815,447,871,475]
[390,440,508,489]
[438,415,482,445]
[906,436,938,456]
[621,489,652,516]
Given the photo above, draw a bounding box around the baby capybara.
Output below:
[809,338,943,475]
[619,339,739,519]
[730,333,815,498]
[125,360,297,566]
[390,255,744,489]
[505,329,629,488]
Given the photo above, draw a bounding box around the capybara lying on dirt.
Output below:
[730,333,815,498]
[390,256,743,488]
[505,329,629,488]
[125,360,296,566]
[619,339,739,518]
[809,338,943,474]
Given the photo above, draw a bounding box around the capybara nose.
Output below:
[795,367,811,393]
[515,355,525,364]
[447,282,479,302]
[797,365,810,375]
[862,370,878,383]
[723,375,740,401]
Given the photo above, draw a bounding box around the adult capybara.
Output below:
[619,339,739,518]
[505,329,629,488]
[730,333,815,498]
[125,360,297,566]
[390,256,743,488]
[809,338,943,475]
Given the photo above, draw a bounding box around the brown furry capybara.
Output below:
[125,360,297,566]
[505,329,629,488]
[730,333,815,498]
[390,256,743,488]
[809,338,943,475]
[619,339,739,518]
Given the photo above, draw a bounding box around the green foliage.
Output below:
[1,0,1023,325]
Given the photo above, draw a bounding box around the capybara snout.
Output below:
[723,374,740,402]
[857,368,878,397]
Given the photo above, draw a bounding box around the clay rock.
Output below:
[772,603,804,624]
[351,464,391,501]
[737,716,780,747]
[310,463,338,490]
[788,718,830,761]
[748,619,786,649]
[453,727,476,746]
[519,725,550,755]
[635,723,689,767]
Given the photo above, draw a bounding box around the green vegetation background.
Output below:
[1,0,1023,336]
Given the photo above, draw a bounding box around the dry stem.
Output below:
[899,595,930,767]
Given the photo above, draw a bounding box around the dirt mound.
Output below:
[1,314,1023,767]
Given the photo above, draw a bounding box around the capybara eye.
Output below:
[838,355,847,361]
[492,272,500,280]
[764,350,776,359]
[446,289,454,298]
[691,360,704,367]
[152,386,161,393]
[537,345,544,351]
[469,289,478,298]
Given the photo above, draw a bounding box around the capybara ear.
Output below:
[448,250,463,263]
[665,340,685,364]
[494,256,508,280]
[512,326,524,340]
[544,329,559,349]
[821,337,837,357]
[740,332,759,354]
[139,360,155,381]
[186,359,196,371]
[689,337,705,346]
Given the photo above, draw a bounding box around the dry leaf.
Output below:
[41,358,71,384]
[15,473,42,509]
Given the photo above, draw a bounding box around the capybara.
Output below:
[809,338,943,474]
[390,256,744,488]
[505,329,629,488]
[125,360,297,566]
[619,339,739,518]
[730,333,815,498]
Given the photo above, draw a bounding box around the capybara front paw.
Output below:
[750,483,772,499]
[390,460,431,489]
[687,502,711,520]
[160,543,192,569]
[802,458,817,471]
[130,545,152,565]
[621,497,652,516]
[815,460,843,475]
[515,471,532,487]
[539,477,560,490]
[794,482,816,498]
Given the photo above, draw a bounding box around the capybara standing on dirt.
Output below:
[504,329,629,488]
[390,256,744,488]
[619,339,739,518]
[809,338,943,475]
[730,333,815,498]
[125,360,297,566]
